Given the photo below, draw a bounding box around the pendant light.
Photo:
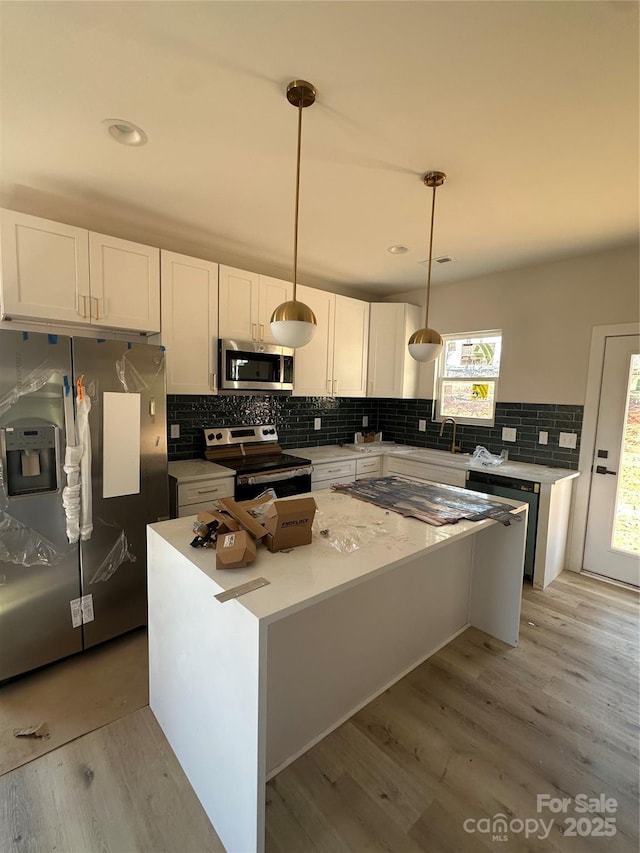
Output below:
[270,80,318,348]
[408,171,446,363]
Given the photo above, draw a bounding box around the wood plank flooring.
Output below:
[0,628,148,776]
[1,571,638,853]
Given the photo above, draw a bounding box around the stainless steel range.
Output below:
[203,425,312,500]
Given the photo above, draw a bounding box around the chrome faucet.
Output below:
[439,417,462,454]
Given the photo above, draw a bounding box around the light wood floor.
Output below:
[1,572,638,853]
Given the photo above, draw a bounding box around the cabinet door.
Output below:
[0,209,90,323]
[333,295,369,397]
[161,251,219,394]
[368,303,404,398]
[258,275,293,344]
[292,285,335,396]
[218,266,259,340]
[89,232,160,332]
[384,456,466,488]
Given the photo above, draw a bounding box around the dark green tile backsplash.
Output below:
[167,395,582,469]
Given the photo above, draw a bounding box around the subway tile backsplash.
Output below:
[167,395,582,469]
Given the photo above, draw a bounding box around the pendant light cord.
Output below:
[424,182,437,328]
[292,99,303,302]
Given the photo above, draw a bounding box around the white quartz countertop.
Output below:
[168,445,579,487]
[168,459,234,482]
[289,444,579,484]
[149,489,526,624]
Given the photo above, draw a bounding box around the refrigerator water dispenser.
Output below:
[2,423,59,496]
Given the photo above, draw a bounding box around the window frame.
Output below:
[433,329,502,427]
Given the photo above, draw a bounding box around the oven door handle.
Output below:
[237,466,313,486]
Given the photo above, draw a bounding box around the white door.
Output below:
[583,334,640,586]
[89,232,160,332]
[161,251,219,394]
[218,266,259,340]
[333,294,369,397]
[0,209,90,323]
[258,276,292,344]
[292,285,335,396]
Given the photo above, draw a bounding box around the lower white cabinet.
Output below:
[169,476,235,518]
[311,459,357,491]
[355,456,382,479]
[161,251,219,394]
[383,456,466,488]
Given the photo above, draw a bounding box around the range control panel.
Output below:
[203,425,279,448]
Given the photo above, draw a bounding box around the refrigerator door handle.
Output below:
[149,398,156,417]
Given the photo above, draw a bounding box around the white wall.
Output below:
[391,243,639,403]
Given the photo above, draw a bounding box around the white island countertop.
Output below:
[149,489,525,624]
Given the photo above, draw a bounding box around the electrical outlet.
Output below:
[362,415,369,428]
[502,427,517,442]
[418,419,427,432]
[170,424,180,439]
[538,431,548,445]
[314,417,322,430]
[559,431,577,449]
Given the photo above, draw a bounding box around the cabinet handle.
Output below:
[197,487,221,495]
[210,372,217,392]
[78,294,89,318]
[327,380,332,395]
[92,296,100,320]
[252,323,257,341]
[333,379,338,395]
[260,324,265,341]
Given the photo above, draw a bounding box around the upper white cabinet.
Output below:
[218,266,292,344]
[293,286,369,397]
[1,209,89,324]
[160,251,219,395]
[368,303,422,398]
[0,209,160,333]
[333,294,369,397]
[88,232,160,332]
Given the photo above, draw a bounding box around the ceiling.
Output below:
[1,1,638,298]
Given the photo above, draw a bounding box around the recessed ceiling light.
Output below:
[387,245,409,255]
[102,119,148,147]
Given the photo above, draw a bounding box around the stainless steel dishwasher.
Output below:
[465,469,540,582]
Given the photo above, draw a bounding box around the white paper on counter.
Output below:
[102,392,140,498]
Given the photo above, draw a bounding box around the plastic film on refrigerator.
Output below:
[89,528,136,584]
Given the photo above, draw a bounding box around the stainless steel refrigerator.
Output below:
[0,330,168,681]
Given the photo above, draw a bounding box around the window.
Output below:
[434,330,502,426]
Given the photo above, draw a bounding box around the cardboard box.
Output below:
[216,529,257,570]
[196,509,240,535]
[263,496,317,552]
[218,497,269,540]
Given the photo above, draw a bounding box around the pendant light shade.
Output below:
[270,80,318,348]
[408,171,446,363]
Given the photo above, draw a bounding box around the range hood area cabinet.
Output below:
[218,265,292,346]
[367,302,422,398]
[0,209,160,333]
[293,285,370,397]
[160,251,219,395]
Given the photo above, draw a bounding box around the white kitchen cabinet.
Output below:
[1,209,90,324]
[169,473,234,518]
[368,302,422,398]
[89,232,160,332]
[258,275,293,344]
[355,456,382,479]
[0,209,160,333]
[161,251,219,394]
[383,455,466,488]
[293,286,369,398]
[311,459,356,491]
[333,294,369,397]
[218,266,292,344]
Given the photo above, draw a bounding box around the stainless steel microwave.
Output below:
[218,340,294,392]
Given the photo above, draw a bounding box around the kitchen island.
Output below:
[148,489,527,853]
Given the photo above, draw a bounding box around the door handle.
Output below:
[92,296,100,320]
[252,323,257,341]
[260,324,265,341]
[210,372,217,392]
[595,465,617,475]
[77,295,88,318]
